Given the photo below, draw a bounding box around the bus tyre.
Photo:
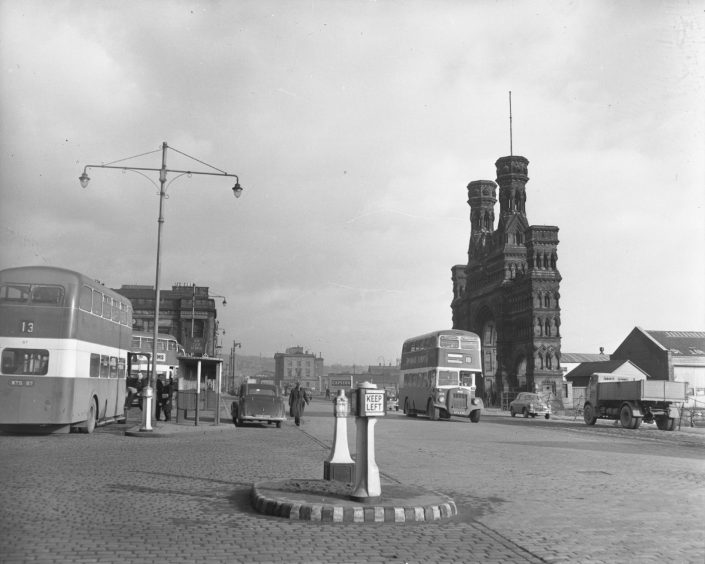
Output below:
[583,403,597,425]
[469,410,481,423]
[619,404,634,429]
[84,399,97,434]
[427,400,439,421]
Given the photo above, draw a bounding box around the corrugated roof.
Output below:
[561,353,610,363]
[644,330,705,357]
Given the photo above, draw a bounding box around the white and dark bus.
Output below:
[0,266,133,433]
[399,329,484,422]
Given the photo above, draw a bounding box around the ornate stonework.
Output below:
[451,155,563,407]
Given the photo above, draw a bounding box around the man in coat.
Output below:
[288,382,310,426]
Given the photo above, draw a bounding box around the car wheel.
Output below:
[531,414,537,418]
[276,421,282,428]
[510,407,516,417]
[469,410,481,423]
[523,408,529,418]
[545,414,550,420]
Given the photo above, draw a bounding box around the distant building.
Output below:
[274,346,324,393]
[451,153,563,406]
[561,350,610,377]
[611,328,705,397]
[114,283,225,357]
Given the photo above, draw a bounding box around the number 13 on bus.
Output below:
[399,329,484,423]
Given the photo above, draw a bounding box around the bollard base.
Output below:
[323,461,355,484]
[349,494,381,503]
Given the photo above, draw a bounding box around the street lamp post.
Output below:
[231,341,241,392]
[79,142,244,432]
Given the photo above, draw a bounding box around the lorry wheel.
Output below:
[469,410,481,423]
[427,400,440,421]
[583,404,597,425]
[633,417,642,429]
[657,417,676,431]
[620,404,634,429]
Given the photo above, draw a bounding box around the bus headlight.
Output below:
[471,398,477,405]
[438,394,445,403]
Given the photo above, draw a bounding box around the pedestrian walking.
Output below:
[288,382,310,426]
[162,377,174,422]
[156,378,164,421]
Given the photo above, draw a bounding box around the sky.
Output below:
[1,0,703,366]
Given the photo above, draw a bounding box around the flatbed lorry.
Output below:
[583,372,686,430]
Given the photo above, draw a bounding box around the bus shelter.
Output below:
[176,356,223,426]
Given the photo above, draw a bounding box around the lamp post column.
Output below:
[141,142,168,432]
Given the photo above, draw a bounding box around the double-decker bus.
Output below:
[128,331,184,382]
[399,329,484,422]
[0,266,133,433]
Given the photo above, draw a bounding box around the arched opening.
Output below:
[481,318,497,405]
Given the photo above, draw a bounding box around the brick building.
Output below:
[611,328,705,397]
[451,154,563,407]
[114,283,225,357]
[274,346,325,393]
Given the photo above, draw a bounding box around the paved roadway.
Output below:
[0,398,703,564]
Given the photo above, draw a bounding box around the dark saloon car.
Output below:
[509,392,551,419]
[231,383,286,428]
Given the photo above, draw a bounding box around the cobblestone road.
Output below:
[0,399,703,564]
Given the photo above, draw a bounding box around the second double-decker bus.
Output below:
[0,266,133,433]
[128,331,184,382]
[399,329,484,422]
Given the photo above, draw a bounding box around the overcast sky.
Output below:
[1,0,703,365]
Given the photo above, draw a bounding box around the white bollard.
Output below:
[324,390,355,482]
[139,385,154,432]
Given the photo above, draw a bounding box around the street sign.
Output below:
[358,389,385,417]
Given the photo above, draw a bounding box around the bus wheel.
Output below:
[469,410,481,423]
[427,400,439,421]
[84,399,97,434]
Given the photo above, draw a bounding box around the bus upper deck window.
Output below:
[0,284,31,303]
[439,336,459,349]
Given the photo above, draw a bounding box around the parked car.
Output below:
[509,392,551,419]
[231,383,286,428]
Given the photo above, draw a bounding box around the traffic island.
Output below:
[251,479,457,523]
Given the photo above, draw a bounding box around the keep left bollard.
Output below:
[323,390,355,483]
[350,381,386,502]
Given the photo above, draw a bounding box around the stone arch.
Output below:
[515,355,528,389]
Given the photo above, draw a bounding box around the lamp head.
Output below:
[222,298,227,306]
[232,181,243,198]
[79,172,90,188]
